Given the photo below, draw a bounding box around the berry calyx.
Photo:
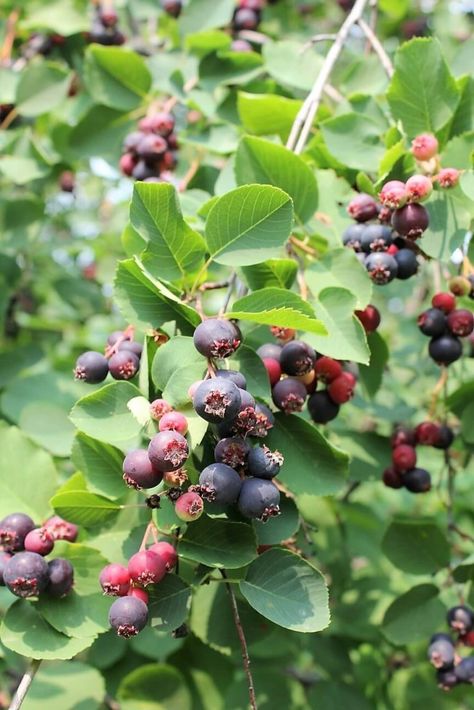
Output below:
[74,351,109,384]
[193,378,242,424]
[270,326,295,342]
[3,551,49,597]
[43,516,78,542]
[175,491,204,522]
[272,378,307,414]
[123,449,163,490]
[128,550,166,586]
[247,446,284,480]
[109,596,149,638]
[411,133,439,161]
[214,437,250,469]
[392,444,417,472]
[159,411,189,435]
[99,564,131,596]
[193,319,241,359]
[405,174,433,202]
[24,528,54,556]
[149,541,177,571]
[148,431,189,472]
[432,292,456,313]
[379,180,407,209]
[355,305,381,333]
[149,398,173,420]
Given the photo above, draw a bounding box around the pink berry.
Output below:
[99,563,130,596]
[159,411,189,435]
[436,168,460,188]
[119,153,136,176]
[128,550,167,586]
[175,491,204,522]
[149,398,173,421]
[379,180,407,209]
[347,193,379,222]
[24,528,54,556]
[188,380,204,400]
[392,444,417,472]
[149,541,178,571]
[128,586,149,604]
[262,358,282,386]
[411,133,439,161]
[405,174,433,203]
[43,516,78,542]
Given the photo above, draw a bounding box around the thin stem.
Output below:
[340,480,361,502]
[9,659,41,710]
[221,569,257,710]
[179,157,201,192]
[0,10,19,65]
[428,367,448,419]
[357,18,394,77]
[220,272,237,315]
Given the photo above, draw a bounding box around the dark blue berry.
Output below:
[365,252,398,284]
[118,341,143,358]
[342,223,365,251]
[417,308,446,337]
[455,656,474,683]
[437,668,458,690]
[403,467,431,493]
[429,335,463,366]
[238,478,280,521]
[109,350,140,380]
[394,248,418,279]
[3,552,49,598]
[447,606,474,634]
[47,558,74,597]
[198,463,242,505]
[250,403,275,437]
[214,437,250,468]
[257,343,282,362]
[280,340,316,376]
[360,225,392,253]
[74,351,109,384]
[194,378,242,423]
[215,369,247,389]
[193,319,241,359]
[0,513,35,552]
[109,596,149,637]
[428,638,455,669]
[433,425,454,450]
[247,446,283,479]
[307,391,340,424]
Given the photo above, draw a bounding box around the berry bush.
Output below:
[0,1,473,708]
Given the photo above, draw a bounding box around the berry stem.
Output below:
[428,367,448,419]
[357,18,394,77]
[139,521,158,551]
[0,10,19,65]
[8,659,41,710]
[221,569,258,710]
[219,272,238,315]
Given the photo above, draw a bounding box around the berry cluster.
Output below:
[418,291,473,367]
[230,0,264,52]
[0,513,77,599]
[88,4,125,46]
[101,539,177,637]
[119,112,178,183]
[411,133,461,189]
[74,327,142,384]
[383,421,455,493]
[428,605,474,690]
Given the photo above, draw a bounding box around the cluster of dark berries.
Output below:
[428,605,474,690]
[161,0,182,18]
[101,539,177,637]
[418,291,473,366]
[230,0,263,52]
[383,421,455,493]
[119,112,178,183]
[0,513,77,599]
[88,4,125,46]
[74,327,142,384]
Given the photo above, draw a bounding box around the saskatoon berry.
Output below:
[415,421,440,446]
[449,275,471,297]
[394,248,418,280]
[0,513,35,552]
[4,552,49,598]
[391,425,416,448]
[214,436,250,468]
[148,431,189,472]
[280,340,316,376]
[272,378,307,414]
[411,133,438,161]
[365,252,398,284]
[430,632,455,644]
[24,528,54,556]
[437,668,459,690]
[159,411,188,435]
[454,656,474,683]
[238,478,280,521]
[122,133,143,154]
[119,153,136,176]
[128,550,166,586]
[43,516,78,542]
[132,160,156,181]
[447,605,474,634]
[428,638,455,669]
[432,292,456,314]
[233,8,260,30]
[429,335,463,366]
[328,373,355,404]
[118,340,143,358]
[382,467,403,489]
[175,491,204,522]
[392,444,417,472]
[379,180,407,209]
[109,351,140,380]
[193,378,242,424]
[161,0,183,18]
[193,318,241,359]
[123,449,163,490]
[109,596,149,638]
[128,587,149,604]
[100,563,130,596]
[342,223,365,250]
[0,552,12,585]
[257,343,283,362]
[237,388,256,411]
[215,369,247,390]
[403,467,431,493]
[417,308,446,337]
[360,224,392,253]
[47,558,74,597]
[437,168,460,189]
[74,351,109,384]
[405,174,432,202]
[198,463,242,505]
[262,358,282,386]
[240,0,264,9]
[136,134,167,160]
[307,391,340,424]
[150,398,173,421]
[314,356,342,383]
[230,38,253,52]
[347,194,379,222]
[247,446,283,480]
[355,305,381,333]
[446,309,474,337]
[250,403,275,437]
[433,424,455,450]
[107,330,131,346]
[392,203,429,238]
[149,541,177,571]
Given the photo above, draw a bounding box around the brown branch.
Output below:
[428,367,448,419]
[8,659,41,710]
[289,235,317,256]
[0,10,19,65]
[357,18,394,77]
[178,158,200,192]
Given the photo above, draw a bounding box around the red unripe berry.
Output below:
[355,305,381,333]
[415,421,440,446]
[411,133,438,161]
[100,564,130,596]
[128,586,149,604]
[119,153,136,176]
[270,326,295,342]
[379,180,407,209]
[175,491,204,522]
[128,550,167,586]
[150,398,174,421]
[159,411,189,435]
[149,541,177,571]
[387,244,399,255]
[24,528,54,556]
[460,631,474,648]
[314,356,343,384]
[436,168,460,188]
[432,292,456,313]
[342,371,357,387]
[446,309,474,337]
[347,193,379,222]
[383,466,404,489]
[392,444,417,472]
[262,358,282,386]
[44,516,78,542]
[327,372,356,404]
[391,426,416,448]
[405,174,433,203]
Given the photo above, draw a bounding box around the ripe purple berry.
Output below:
[360,225,393,253]
[47,558,74,597]
[0,513,35,552]
[257,343,283,362]
[238,478,280,522]
[108,351,140,380]
[247,446,283,479]
[109,595,149,638]
[193,378,242,423]
[433,424,455,450]
[4,552,49,598]
[215,369,247,389]
[272,378,307,414]
[307,391,340,424]
[214,437,250,468]
[136,133,167,160]
[437,668,458,690]
[74,351,109,384]
[193,318,241,359]
[447,605,474,634]
[198,463,242,505]
[446,309,474,337]
[429,335,463,366]
[454,656,474,683]
[175,491,204,522]
[342,223,365,251]
[128,550,166,586]
[427,638,455,669]
[347,193,379,222]
[392,203,429,238]
[100,563,130,596]
[403,467,431,493]
[148,431,189,472]
[123,449,163,490]
[365,252,398,284]
[118,341,143,358]
[0,552,12,585]
[394,248,418,279]
[280,340,316,376]
[24,528,54,556]
[417,308,446,337]
[233,7,260,30]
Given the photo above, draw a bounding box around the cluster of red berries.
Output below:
[411,133,461,189]
[119,112,178,183]
[88,4,125,46]
[383,421,455,493]
[0,513,77,599]
[428,605,474,690]
[418,291,473,366]
[74,327,142,384]
[100,539,177,638]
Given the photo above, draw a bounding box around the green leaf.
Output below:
[452,554,474,583]
[263,40,324,91]
[305,249,373,310]
[419,193,471,263]
[238,92,302,141]
[50,490,121,527]
[70,381,144,449]
[240,548,330,632]
[179,517,257,568]
[71,433,124,500]
[84,45,151,111]
[231,345,271,400]
[387,38,460,137]
[180,0,235,34]
[151,336,203,391]
[382,584,446,646]
[382,518,450,574]
[16,62,70,117]
[148,575,192,630]
[37,591,110,639]
[241,259,298,291]
[69,106,134,160]
[118,664,191,710]
[205,185,293,266]
[254,494,300,546]
[227,288,326,335]
[307,681,372,710]
[0,426,57,520]
[132,183,206,281]
[320,114,385,172]
[358,331,389,398]
[48,542,110,596]
[199,51,263,90]
[1,601,95,660]
[22,0,89,35]
[21,661,105,710]
[114,258,200,334]
[266,413,349,496]
[235,136,318,223]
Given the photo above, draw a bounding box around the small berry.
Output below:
[428,637,455,669]
[360,225,393,253]
[123,449,163,489]
[378,205,393,224]
[403,467,431,493]
[230,38,253,52]
[214,436,250,469]
[432,292,456,313]
[188,380,204,400]
[270,326,295,342]
[379,180,407,209]
[365,252,398,284]
[272,378,307,414]
[107,331,131,346]
[429,335,463,366]
[149,542,177,571]
[392,203,429,238]
[175,491,204,522]
[59,170,75,192]
[436,668,459,690]
[159,411,188,435]
[415,421,440,446]
[233,7,260,31]
[250,404,275,437]
[391,425,416,448]
[193,319,241,359]
[122,133,143,154]
[314,356,342,383]
[307,391,340,424]
[109,351,139,380]
[436,168,460,188]
[257,343,282,362]
[247,446,284,480]
[394,248,418,279]
[347,194,379,222]
[24,528,54,556]
[262,358,282,386]
[215,369,247,389]
[109,596,149,638]
[74,351,109,384]
[0,513,35,552]
[449,275,471,297]
[149,399,173,421]
[342,223,365,251]
[238,478,280,522]
[4,552,49,598]
[405,174,433,202]
[447,605,474,634]
[118,341,143,358]
[460,630,474,647]
[198,463,242,505]
[43,516,78,542]
[279,340,316,376]
[120,153,136,176]
[411,133,439,161]
[382,467,404,489]
[455,657,474,684]
[47,558,74,597]
[100,564,130,596]
[327,373,356,404]
[128,587,149,604]
[132,160,156,181]
[148,431,189,472]
[136,133,167,161]
[417,308,446,337]
[0,552,12,585]
[355,306,381,333]
[139,112,175,137]
[446,309,473,337]
[128,550,166,586]
[193,378,242,424]
[433,424,455,450]
[392,444,417,472]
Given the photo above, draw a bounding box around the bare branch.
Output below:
[8,660,41,710]
[358,18,394,78]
